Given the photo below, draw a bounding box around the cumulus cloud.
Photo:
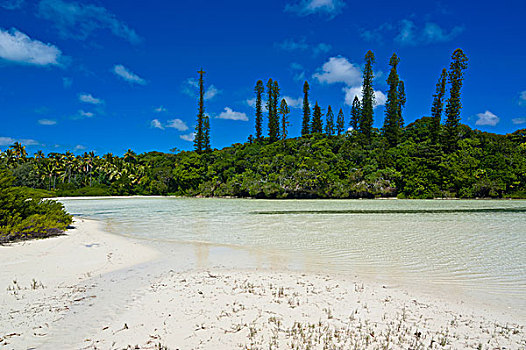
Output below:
[519,91,526,106]
[512,118,526,125]
[343,86,386,108]
[182,78,221,101]
[282,96,303,108]
[0,28,62,66]
[313,56,387,109]
[79,93,103,105]
[0,136,38,146]
[180,133,195,142]
[113,64,146,85]
[38,119,57,125]
[313,56,362,86]
[151,119,164,129]
[166,118,189,131]
[475,110,500,126]
[37,0,141,44]
[74,144,86,150]
[154,106,167,113]
[246,98,269,112]
[216,107,248,121]
[285,0,345,18]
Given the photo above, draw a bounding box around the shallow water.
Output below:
[60,197,526,314]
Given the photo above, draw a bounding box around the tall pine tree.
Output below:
[397,80,406,129]
[279,98,290,140]
[360,51,376,140]
[430,68,447,144]
[254,80,264,140]
[444,48,468,152]
[302,81,311,136]
[203,115,211,151]
[194,69,206,153]
[350,96,361,131]
[311,102,323,134]
[336,108,345,135]
[325,105,334,135]
[383,53,401,147]
[272,80,281,141]
[266,78,275,141]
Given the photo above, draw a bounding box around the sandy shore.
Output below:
[0,219,524,349]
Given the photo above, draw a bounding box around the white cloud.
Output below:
[343,86,386,108]
[395,20,464,45]
[282,96,303,108]
[151,119,164,129]
[285,0,345,18]
[71,110,94,120]
[74,144,86,150]
[313,56,362,86]
[79,93,103,105]
[113,64,146,85]
[216,107,248,121]
[79,110,94,118]
[475,110,500,126]
[1,0,24,10]
[182,78,221,100]
[512,118,526,125]
[313,42,331,56]
[276,38,309,51]
[0,28,62,66]
[154,106,167,113]
[313,56,386,109]
[246,98,269,112]
[180,133,195,142]
[204,85,220,100]
[519,91,526,106]
[423,22,464,43]
[395,19,417,44]
[290,62,306,82]
[166,118,188,131]
[38,119,56,125]
[37,0,141,44]
[276,38,331,56]
[0,137,15,145]
[0,136,38,146]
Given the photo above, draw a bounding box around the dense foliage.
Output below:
[2,126,525,200]
[0,170,72,243]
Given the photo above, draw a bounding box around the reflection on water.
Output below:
[61,197,526,312]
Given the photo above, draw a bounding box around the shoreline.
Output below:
[0,218,524,349]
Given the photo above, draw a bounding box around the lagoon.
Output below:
[61,197,526,315]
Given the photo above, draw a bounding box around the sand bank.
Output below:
[0,219,524,349]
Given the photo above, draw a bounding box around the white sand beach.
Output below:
[0,218,524,349]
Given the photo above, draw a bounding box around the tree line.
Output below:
[249,49,468,152]
[2,48,525,200]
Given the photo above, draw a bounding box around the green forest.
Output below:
[2,48,526,204]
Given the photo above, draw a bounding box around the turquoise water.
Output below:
[60,197,526,313]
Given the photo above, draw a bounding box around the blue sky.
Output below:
[1,0,525,155]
